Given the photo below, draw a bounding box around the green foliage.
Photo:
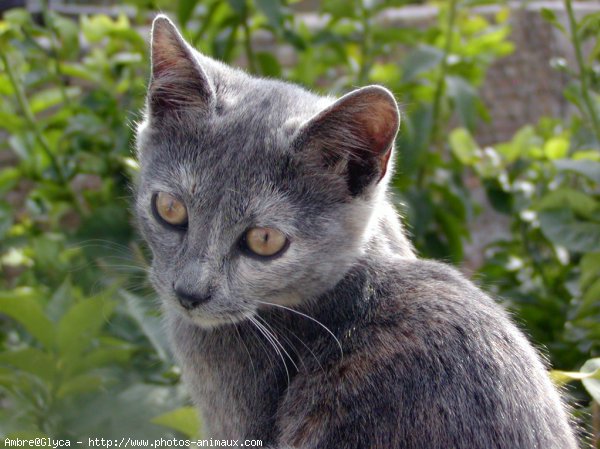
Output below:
[0,0,598,444]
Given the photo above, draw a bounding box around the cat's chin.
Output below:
[181,309,255,329]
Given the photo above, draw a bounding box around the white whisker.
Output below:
[256,300,343,360]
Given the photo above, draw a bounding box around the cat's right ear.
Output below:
[148,15,214,119]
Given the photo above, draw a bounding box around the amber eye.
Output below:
[244,227,288,257]
[152,192,188,228]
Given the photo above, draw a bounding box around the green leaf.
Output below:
[550,366,600,385]
[555,159,600,183]
[496,125,540,162]
[56,295,116,358]
[227,0,247,15]
[151,406,200,438]
[401,45,444,82]
[539,209,600,252]
[540,7,565,33]
[543,137,569,159]
[0,290,55,348]
[256,52,282,77]
[446,76,478,131]
[0,111,25,131]
[0,167,20,195]
[581,358,600,402]
[0,348,56,382]
[56,373,105,399]
[580,252,600,290]
[449,128,479,164]
[536,188,598,219]
[577,278,600,318]
[29,87,81,114]
[256,0,284,28]
[120,290,170,362]
[178,0,199,25]
[0,202,13,240]
[46,277,74,323]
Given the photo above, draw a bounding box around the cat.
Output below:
[134,14,580,449]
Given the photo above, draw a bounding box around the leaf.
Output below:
[151,406,200,438]
[56,295,116,358]
[540,7,565,33]
[56,374,105,399]
[29,87,81,114]
[555,159,600,183]
[543,137,569,159]
[0,348,56,382]
[577,11,600,41]
[120,290,170,362]
[0,202,13,240]
[550,366,600,385]
[536,188,598,219]
[577,278,600,318]
[580,252,600,290]
[256,0,284,28]
[449,128,479,165]
[496,125,540,162]
[178,0,199,25]
[227,0,247,15]
[64,383,189,439]
[446,76,478,131]
[0,290,55,348]
[46,277,74,323]
[538,209,600,253]
[401,45,444,82]
[256,52,282,77]
[0,111,25,131]
[581,358,600,402]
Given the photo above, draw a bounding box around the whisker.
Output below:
[230,316,259,399]
[255,314,298,373]
[255,300,343,360]
[249,316,290,385]
[268,314,325,374]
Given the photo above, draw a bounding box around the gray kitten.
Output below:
[134,15,579,448]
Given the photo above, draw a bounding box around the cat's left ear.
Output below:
[297,86,399,196]
[148,15,214,118]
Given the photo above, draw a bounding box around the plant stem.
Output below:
[431,0,458,144]
[0,53,66,184]
[41,0,72,107]
[564,0,600,143]
[242,2,256,74]
[357,0,373,85]
[417,0,458,189]
[593,400,600,449]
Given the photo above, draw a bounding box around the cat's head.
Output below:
[135,15,400,328]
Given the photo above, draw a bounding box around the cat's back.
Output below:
[277,258,578,448]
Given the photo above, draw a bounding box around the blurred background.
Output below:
[0,0,599,446]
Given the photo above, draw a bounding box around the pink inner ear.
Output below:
[151,23,194,81]
[149,18,213,112]
[356,99,399,156]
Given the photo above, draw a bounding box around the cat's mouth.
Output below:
[168,294,255,328]
[186,311,253,328]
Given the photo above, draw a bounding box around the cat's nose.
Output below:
[175,288,211,310]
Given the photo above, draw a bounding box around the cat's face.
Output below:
[135,16,400,328]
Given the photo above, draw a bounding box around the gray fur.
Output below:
[134,15,579,448]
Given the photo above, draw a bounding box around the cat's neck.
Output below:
[363,196,416,260]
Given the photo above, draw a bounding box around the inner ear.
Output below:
[149,15,214,117]
[299,86,400,196]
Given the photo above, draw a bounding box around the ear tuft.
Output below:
[298,85,400,196]
[149,15,213,117]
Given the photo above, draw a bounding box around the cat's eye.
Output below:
[152,192,188,228]
[243,227,288,257]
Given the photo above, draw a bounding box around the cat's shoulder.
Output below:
[358,256,517,342]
